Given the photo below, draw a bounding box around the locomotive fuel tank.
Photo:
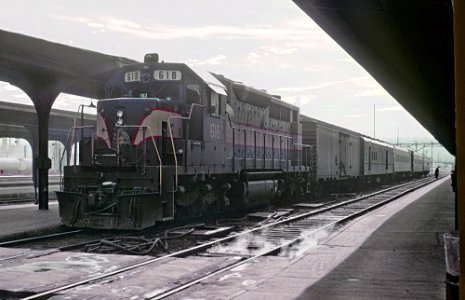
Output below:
[244,180,278,205]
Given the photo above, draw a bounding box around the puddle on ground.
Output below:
[0,253,109,273]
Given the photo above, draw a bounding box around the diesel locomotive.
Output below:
[57,54,309,229]
[57,53,430,230]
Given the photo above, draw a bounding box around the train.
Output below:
[56,53,431,230]
[301,116,431,194]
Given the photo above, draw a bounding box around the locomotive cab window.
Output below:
[131,87,150,98]
[107,86,122,98]
[291,110,298,123]
[186,83,201,104]
[152,83,181,102]
[385,150,388,169]
[210,90,220,116]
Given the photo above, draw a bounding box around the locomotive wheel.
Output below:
[175,186,200,207]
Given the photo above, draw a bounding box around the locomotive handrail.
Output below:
[226,112,236,171]
[58,126,75,191]
[295,143,312,168]
[115,125,163,194]
[167,103,205,192]
[69,125,95,171]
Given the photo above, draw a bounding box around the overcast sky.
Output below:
[0,0,436,142]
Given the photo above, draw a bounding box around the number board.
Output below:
[124,71,141,82]
[154,70,182,81]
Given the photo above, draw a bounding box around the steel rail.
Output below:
[0,230,84,247]
[0,253,30,262]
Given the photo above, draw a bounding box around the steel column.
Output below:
[24,85,60,210]
[454,0,465,298]
[27,128,39,204]
[36,111,52,210]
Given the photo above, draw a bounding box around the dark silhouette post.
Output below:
[24,85,61,210]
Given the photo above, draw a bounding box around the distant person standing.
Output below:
[434,166,439,180]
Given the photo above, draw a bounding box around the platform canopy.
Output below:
[1,11,456,154]
[0,29,138,99]
[293,0,455,155]
[0,28,140,209]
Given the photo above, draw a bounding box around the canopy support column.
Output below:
[454,0,465,298]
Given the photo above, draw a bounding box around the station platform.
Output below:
[293,176,455,300]
[0,177,454,299]
[0,201,62,242]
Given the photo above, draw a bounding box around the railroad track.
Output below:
[0,175,60,187]
[0,229,85,264]
[0,229,85,248]
[0,193,57,205]
[0,175,59,205]
[17,176,440,300]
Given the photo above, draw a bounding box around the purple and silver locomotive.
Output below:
[57,54,310,229]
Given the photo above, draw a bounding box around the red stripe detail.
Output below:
[151,108,182,114]
[135,108,181,128]
[98,111,111,135]
[132,109,182,144]
[97,112,111,147]
[229,121,303,138]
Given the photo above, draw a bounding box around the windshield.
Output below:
[150,83,180,101]
[106,83,182,102]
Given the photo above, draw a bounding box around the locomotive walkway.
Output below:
[0,176,454,299]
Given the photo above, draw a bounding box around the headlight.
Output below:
[117,110,124,118]
[102,181,116,188]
